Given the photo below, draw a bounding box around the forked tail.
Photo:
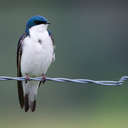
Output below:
[23,81,39,112]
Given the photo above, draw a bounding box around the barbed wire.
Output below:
[0,75,128,86]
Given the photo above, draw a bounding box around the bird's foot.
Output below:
[41,74,46,84]
[25,74,30,83]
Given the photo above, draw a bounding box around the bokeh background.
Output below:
[0,0,127,127]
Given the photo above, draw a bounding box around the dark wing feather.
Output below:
[17,33,26,108]
[49,31,55,62]
[48,30,55,46]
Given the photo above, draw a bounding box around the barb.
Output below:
[0,75,128,86]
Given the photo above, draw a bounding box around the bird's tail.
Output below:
[23,81,39,112]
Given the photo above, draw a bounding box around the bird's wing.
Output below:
[48,30,55,62]
[17,33,27,108]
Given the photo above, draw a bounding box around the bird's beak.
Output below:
[47,22,51,24]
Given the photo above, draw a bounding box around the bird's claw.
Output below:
[25,75,30,83]
[41,75,46,84]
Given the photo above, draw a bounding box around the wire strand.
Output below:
[0,75,128,86]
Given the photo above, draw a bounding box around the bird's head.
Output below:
[25,15,50,34]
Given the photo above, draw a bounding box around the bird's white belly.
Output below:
[21,35,53,76]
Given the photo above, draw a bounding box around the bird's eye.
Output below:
[34,20,47,25]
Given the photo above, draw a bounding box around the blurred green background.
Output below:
[0,0,128,127]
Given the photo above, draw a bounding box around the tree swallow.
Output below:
[17,15,55,112]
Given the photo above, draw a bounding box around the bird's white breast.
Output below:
[21,25,54,76]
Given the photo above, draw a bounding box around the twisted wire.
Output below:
[0,75,127,86]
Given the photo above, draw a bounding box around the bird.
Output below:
[17,15,55,112]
